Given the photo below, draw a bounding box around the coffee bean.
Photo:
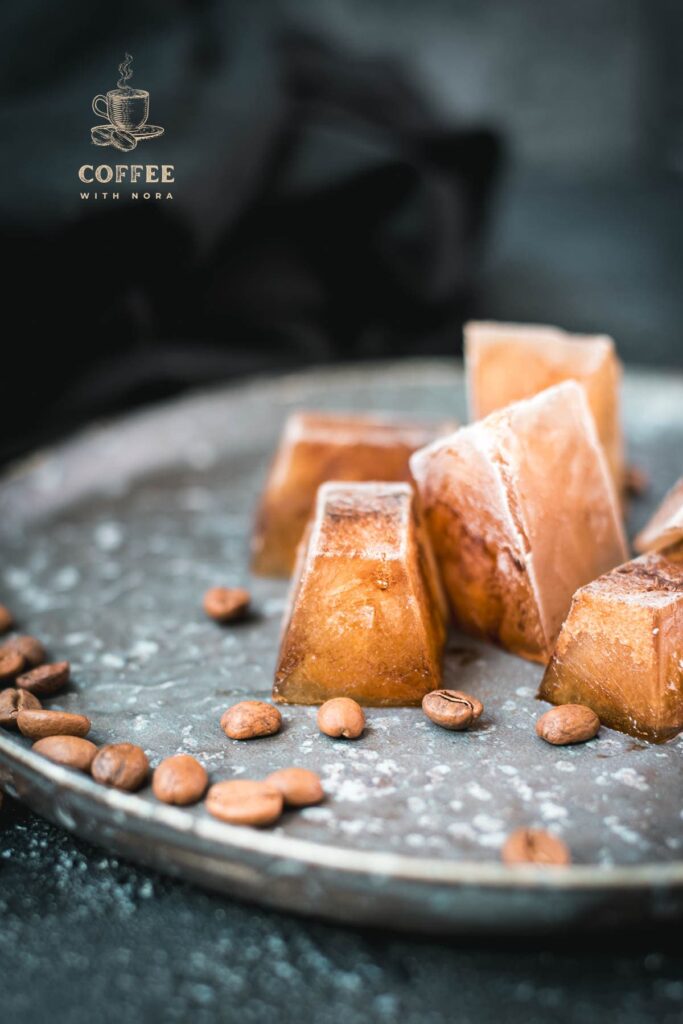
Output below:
[502,828,571,866]
[0,648,25,684]
[220,701,282,740]
[0,605,14,634]
[265,767,324,807]
[203,587,251,623]
[16,660,70,696]
[205,780,283,826]
[5,635,46,669]
[17,709,91,740]
[153,754,208,805]
[422,689,484,731]
[0,689,41,728]
[624,465,649,498]
[536,704,600,746]
[91,124,114,146]
[110,128,137,152]
[33,735,98,773]
[317,698,365,739]
[92,743,149,791]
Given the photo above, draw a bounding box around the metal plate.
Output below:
[0,360,682,934]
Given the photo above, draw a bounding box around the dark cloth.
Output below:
[1,3,501,463]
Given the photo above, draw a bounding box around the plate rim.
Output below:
[2,734,682,892]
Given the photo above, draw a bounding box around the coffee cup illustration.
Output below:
[90,54,164,151]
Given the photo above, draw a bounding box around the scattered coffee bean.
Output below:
[536,704,600,746]
[153,754,208,805]
[0,689,41,728]
[0,647,25,684]
[203,587,251,623]
[265,767,324,807]
[0,605,14,634]
[502,828,571,866]
[16,660,70,696]
[4,635,46,669]
[91,743,149,791]
[624,465,649,498]
[33,735,98,773]
[422,689,484,731]
[17,709,91,740]
[205,779,283,826]
[317,698,365,739]
[220,701,282,740]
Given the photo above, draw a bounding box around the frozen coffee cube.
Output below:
[252,411,454,577]
[273,482,448,706]
[411,381,627,664]
[465,321,624,489]
[635,476,683,554]
[539,544,683,743]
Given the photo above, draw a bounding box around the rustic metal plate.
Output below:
[0,360,681,934]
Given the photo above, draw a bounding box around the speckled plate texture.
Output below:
[0,360,682,935]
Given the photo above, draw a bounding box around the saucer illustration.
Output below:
[90,54,164,151]
[129,124,164,139]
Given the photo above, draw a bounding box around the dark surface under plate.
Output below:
[0,361,682,938]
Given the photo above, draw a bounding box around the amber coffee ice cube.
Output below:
[634,476,683,554]
[465,321,624,488]
[411,381,627,664]
[251,412,454,578]
[273,482,447,706]
[539,545,683,743]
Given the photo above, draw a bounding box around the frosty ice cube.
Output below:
[273,481,448,706]
[539,544,683,743]
[410,381,628,664]
[635,476,683,554]
[252,411,454,577]
[465,321,624,489]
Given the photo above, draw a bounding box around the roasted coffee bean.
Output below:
[16,660,70,696]
[0,689,41,728]
[317,698,365,739]
[5,635,46,669]
[536,704,600,746]
[91,743,149,791]
[0,648,25,684]
[17,709,91,740]
[265,767,324,807]
[0,605,14,634]
[203,587,251,623]
[502,828,571,866]
[153,754,208,805]
[624,465,649,498]
[205,780,283,826]
[220,701,281,740]
[422,689,484,731]
[33,735,98,773]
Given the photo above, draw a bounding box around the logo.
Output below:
[90,53,164,152]
[79,52,173,201]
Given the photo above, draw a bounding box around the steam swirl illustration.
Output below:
[91,54,164,152]
[117,53,134,90]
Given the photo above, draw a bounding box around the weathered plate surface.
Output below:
[0,360,682,934]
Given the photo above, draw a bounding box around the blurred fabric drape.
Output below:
[1,2,501,464]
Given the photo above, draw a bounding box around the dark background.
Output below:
[2,3,683,1022]
[1,0,682,465]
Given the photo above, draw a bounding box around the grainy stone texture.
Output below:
[0,797,682,1024]
[0,363,682,1020]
